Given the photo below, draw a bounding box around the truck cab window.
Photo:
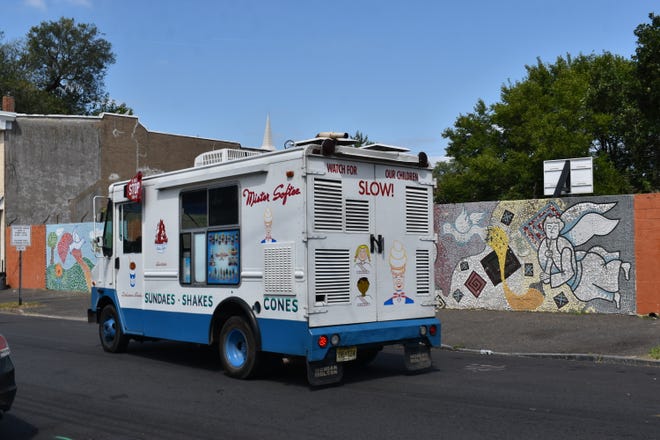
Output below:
[121,202,142,254]
[101,200,114,257]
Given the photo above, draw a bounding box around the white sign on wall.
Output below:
[543,157,594,196]
[11,225,31,251]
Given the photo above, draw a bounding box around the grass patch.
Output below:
[0,301,40,310]
[649,346,660,360]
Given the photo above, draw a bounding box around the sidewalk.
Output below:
[438,308,660,366]
[0,288,658,366]
[0,288,89,322]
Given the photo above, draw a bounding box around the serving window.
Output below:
[179,184,239,285]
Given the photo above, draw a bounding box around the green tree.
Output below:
[47,231,58,266]
[437,13,660,202]
[1,18,130,115]
[21,17,116,114]
[438,51,648,202]
[352,130,372,148]
[630,12,660,191]
[91,97,134,116]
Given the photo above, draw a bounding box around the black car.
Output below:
[0,334,16,418]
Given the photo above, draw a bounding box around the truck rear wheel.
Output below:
[219,316,259,379]
[99,304,129,353]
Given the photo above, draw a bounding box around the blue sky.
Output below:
[2,0,655,160]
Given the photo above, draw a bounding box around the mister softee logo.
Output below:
[243,183,301,207]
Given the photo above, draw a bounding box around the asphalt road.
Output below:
[0,314,658,440]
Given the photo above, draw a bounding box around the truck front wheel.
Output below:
[98,304,129,353]
[218,316,259,379]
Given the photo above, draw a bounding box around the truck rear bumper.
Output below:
[258,317,440,362]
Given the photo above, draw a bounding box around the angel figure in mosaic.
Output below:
[537,203,631,309]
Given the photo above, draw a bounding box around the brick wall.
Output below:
[5,225,46,289]
[634,193,660,314]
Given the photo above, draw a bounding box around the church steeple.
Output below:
[260,114,275,151]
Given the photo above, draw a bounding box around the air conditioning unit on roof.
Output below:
[193,149,262,167]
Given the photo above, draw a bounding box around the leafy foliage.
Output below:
[436,13,659,202]
[1,18,131,115]
[352,130,372,148]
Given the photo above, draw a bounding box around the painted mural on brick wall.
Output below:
[435,196,635,314]
[46,223,100,292]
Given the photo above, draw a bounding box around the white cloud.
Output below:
[23,0,47,10]
[23,0,92,10]
[60,0,92,7]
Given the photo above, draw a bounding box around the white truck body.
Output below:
[89,135,440,385]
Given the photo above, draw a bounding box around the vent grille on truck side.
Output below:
[263,243,294,295]
[314,249,351,304]
[416,249,431,296]
[313,179,343,231]
[405,186,431,234]
[345,199,370,232]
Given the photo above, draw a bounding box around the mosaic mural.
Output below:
[435,196,635,314]
[46,223,100,292]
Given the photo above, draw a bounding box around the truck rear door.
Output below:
[307,156,435,327]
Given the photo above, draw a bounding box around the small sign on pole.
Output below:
[10,225,31,305]
[11,225,31,249]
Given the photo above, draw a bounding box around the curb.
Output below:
[16,311,87,322]
[0,307,87,322]
[440,345,660,368]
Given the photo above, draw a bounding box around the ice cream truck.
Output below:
[88,132,440,385]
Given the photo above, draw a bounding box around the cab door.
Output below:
[113,201,144,333]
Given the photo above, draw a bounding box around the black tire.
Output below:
[218,316,260,379]
[98,304,129,353]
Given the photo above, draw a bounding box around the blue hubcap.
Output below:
[225,328,247,368]
[102,317,117,342]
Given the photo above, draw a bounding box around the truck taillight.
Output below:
[317,335,328,348]
[419,325,438,337]
[0,334,10,358]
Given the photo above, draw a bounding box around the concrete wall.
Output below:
[4,114,242,227]
[435,195,645,314]
[5,117,101,225]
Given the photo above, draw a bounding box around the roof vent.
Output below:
[359,143,410,152]
[194,149,262,167]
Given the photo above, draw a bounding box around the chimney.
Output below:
[2,95,15,112]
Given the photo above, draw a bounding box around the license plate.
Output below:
[336,346,357,362]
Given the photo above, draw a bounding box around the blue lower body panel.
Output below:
[91,287,441,362]
[90,287,211,344]
[258,317,441,362]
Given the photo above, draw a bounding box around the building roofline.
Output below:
[5,111,242,146]
[0,111,16,130]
